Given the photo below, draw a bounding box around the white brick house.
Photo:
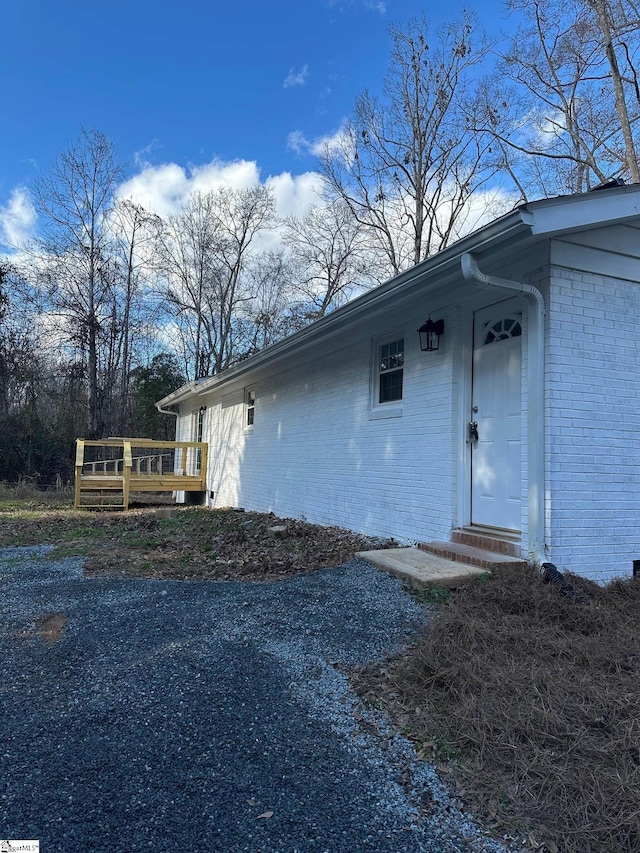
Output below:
[157,185,640,582]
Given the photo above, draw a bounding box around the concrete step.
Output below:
[451,526,521,557]
[356,547,492,589]
[418,540,526,570]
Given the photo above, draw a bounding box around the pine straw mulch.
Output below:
[351,564,640,853]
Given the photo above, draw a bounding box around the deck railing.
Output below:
[74,438,207,510]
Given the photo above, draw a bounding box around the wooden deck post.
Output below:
[199,442,208,492]
[122,441,132,511]
[74,440,85,509]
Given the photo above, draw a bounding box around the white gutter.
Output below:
[461,252,546,566]
[156,210,532,408]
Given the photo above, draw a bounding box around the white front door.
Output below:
[471,304,523,531]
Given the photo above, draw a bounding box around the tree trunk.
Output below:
[591,0,640,182]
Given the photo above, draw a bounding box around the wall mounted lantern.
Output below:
[417,317,445,352]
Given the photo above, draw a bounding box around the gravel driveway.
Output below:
[0,546,509,853]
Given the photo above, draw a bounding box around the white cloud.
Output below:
[516,107,567,151]
[446,187,519,240]
[309,124,350,157]
[0,187,37,250]
[283,64,309,89]
[133,139,163,169]
[325,0,385,12]
[115,155,325,255]
[287,123,350,159]
[116,159,262,218]
[266,171,324,219]
[287,130,311,155]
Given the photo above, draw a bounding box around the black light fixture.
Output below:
[417,316,445,352]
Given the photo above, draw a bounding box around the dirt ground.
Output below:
[0,503,395,582]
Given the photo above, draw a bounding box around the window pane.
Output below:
[379,370,403,403]
[379,339,404,373]
[483,318,522,346]
[377,338,404,403]
[246,388,255,426]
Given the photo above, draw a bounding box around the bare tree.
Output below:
[283,200,380,319]
[238,250,299,355]
[479,0,640,196]
[157,191,216,380]
[320,12,495,276]
[0,263,34,418]
[106,199,163,431]
[158,185,276,379]
[588,0,640,182]
[32,129,124,436]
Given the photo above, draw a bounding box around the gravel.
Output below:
[0,546,512,852]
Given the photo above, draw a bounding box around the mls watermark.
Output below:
[0,843,39,853]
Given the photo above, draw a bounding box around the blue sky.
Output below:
[1,0,507,248]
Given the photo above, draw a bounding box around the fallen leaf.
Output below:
[256,811,274,820]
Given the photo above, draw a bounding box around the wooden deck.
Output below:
[74,438,207,510]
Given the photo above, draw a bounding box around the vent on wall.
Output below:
[633,560,640,578]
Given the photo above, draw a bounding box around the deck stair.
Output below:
[76,487,127,509]
[418,526,527,570]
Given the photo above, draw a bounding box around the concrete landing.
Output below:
[356,547,491,589]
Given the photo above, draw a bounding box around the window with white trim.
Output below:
[192,407,205,472]
[245,386,255,428]
[378,338,404,403]
[196,407,205,442]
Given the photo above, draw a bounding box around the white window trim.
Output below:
[193,407,205,442]
[369,332,404,420]
[244,385,255,433]
[192,407,205,473]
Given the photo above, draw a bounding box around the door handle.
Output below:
[468,421,479,441]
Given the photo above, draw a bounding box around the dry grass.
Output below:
[0,479,74,508]
[354,565,640,852]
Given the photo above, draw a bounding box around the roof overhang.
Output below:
[157,184,640,407]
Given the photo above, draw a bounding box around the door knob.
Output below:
[468,421,479,441]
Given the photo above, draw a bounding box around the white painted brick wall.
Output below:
[169,230,640,582]
[199,309,458,544]
[547,261,640,581]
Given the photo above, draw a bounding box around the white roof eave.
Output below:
[167,208,531,403]
[156,183,640,407]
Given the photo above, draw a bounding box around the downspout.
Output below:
[155,402,179,419]
[461,252,546,566]
[155,402,180,441]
